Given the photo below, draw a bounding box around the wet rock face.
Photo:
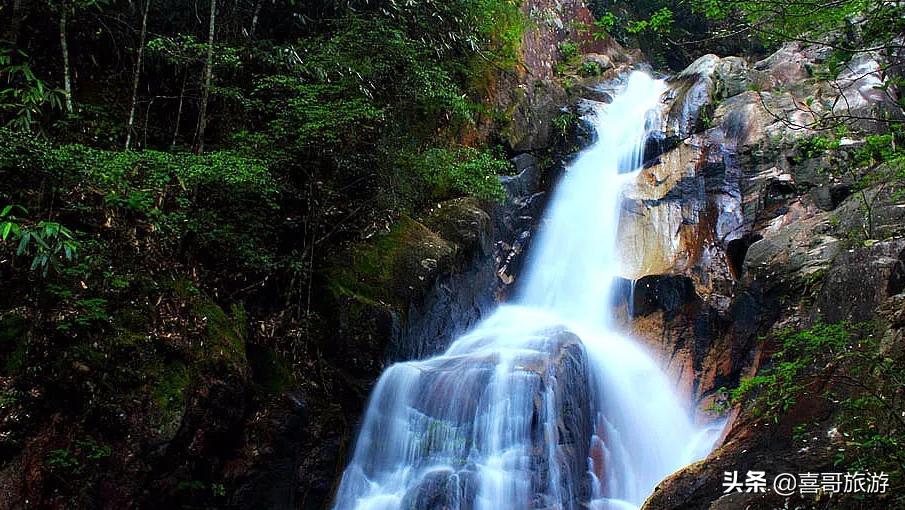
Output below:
[663,54,721,139]
[626,275,739,413]
[618,133,743,311]
[495,0,624,153]
[813,240,905,323]
[616,53,767,310]
[641,132,681,168]
[493,101,607,300]
[632,275,698,319]
[334,328,593,510]
[616,40,903,312]
[462,330,593,510]
[630,38,905,510]
[547,335,595,507]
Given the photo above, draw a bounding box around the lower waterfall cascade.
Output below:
[331,71,723,510]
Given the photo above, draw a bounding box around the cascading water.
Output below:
[332,72,720,510]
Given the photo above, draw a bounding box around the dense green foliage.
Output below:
[726,322,905,499]
[794,127,905,239]
[0,0,523,322]
[696,0,905,49]
[0,1,523,506]
[585,0,760,69]
[588,0,905,75]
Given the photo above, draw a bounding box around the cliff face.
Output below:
[610,43,900,406]
[616,43,905,510]
[0,2,614,509]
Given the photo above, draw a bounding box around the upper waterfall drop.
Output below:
[517,72,666,327]
[330,71,720,510]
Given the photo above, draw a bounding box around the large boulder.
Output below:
[332,324,594,510]
[326,198,498,378]
[813,239,905,323]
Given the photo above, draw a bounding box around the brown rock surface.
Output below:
[627,39,905,510]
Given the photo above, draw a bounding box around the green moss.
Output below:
[150,358,189,438]
[249,346,292,394]
[112,308,151,345]
[327,216,451,306]
[153,360,189,410]
[196,301,247,368]
[0,315,27,376]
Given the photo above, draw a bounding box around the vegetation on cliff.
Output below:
[0,0,903,509]
[590,0,905,76]
[0,1,525,507]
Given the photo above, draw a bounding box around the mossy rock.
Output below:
[247,345,292,394]
[105,308,156,372]
[331,293,399,378]
[423,197,492,255]
[150,358,190,440]
[194,301,248,370]
[327,216,454,307]
[0,315,27,377]
[112,307,153,339]
[116,292,248,438]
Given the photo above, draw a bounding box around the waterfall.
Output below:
[331,72,720,510]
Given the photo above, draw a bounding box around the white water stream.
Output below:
[331,72,720,510]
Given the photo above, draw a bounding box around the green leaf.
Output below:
[17,232,30,255]
[30,232,50,250]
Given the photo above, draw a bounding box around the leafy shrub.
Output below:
[398,146,509,203]
[626,7,674,35]
[730,322,853,420]
[553,112,578,138]
[579,61,604,77]
[728,322,905,479]
[46,437,112,475]
[0,46,65,134]
[558,42,580,62]
[1,205,79,276]
[796,135,839,159]
[0,128,281,272]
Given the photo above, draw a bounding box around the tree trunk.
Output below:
[125,0,152,151]
[172,67,187,150]
[60,5,73,113]
[194,0,217,155]
[248,0,263,40]
[9,0,23,42]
